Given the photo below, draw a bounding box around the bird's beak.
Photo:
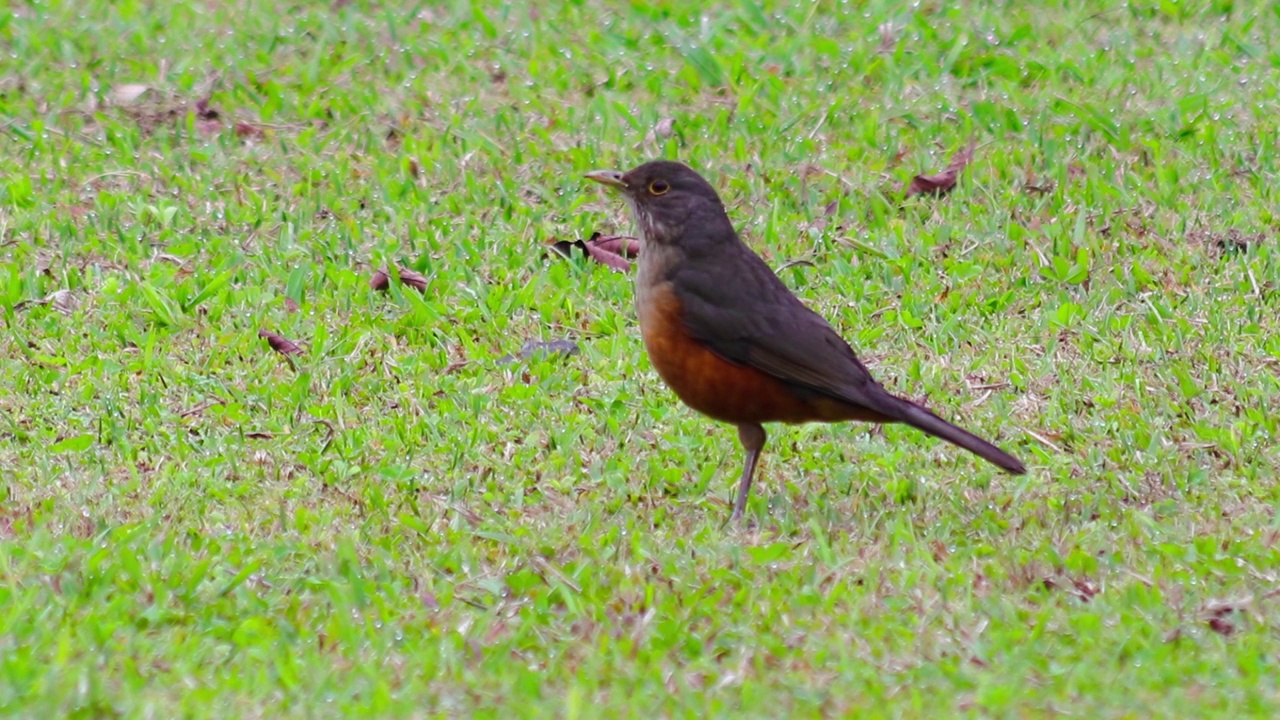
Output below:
[584,169,627,191]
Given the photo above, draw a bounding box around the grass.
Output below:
[2,0,1279,716]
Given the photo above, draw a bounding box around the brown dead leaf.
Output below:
[589,233,640,258]
[547,232,637,272]
[192,94,222,135]
[581,237,631,272]
[259,329,304,356]
[929,540,949,562]
[1207,617,1236,636]
[371,266,429,293]
[234,122,265,140]
[194,95,219,120]
[1071,578,1100,601]
[396,267,429,292]
[282,296,300,313]
[1201,597,1248,636]
[906,141,976,197]
[244,431,275,440]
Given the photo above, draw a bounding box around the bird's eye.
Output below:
[648,180,669,196]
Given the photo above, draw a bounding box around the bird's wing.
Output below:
[664,240,1028,475]
[667,246,902,416]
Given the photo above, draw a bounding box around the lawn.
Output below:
[2,0,1279,716]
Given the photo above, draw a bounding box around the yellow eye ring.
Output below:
[648,180,669,196]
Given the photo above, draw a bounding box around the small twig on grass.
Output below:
[311,419,337,454]
[775,259,815,274]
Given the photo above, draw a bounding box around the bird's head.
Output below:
[585,160,726,247]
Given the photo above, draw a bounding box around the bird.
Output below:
[585,160,1026,522]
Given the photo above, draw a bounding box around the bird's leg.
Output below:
[732,423,767,522]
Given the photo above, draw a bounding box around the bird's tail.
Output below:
[888,397,1026,474]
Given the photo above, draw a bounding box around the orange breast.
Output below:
[638,283,836,425]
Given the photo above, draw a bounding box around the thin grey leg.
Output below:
[732,423,767,522]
